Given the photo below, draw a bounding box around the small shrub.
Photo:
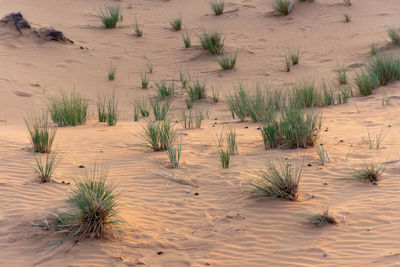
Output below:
[250,159,302,200]
[98,6,121,28]
[199,29,224,55]
[218,54,237,70]
[143,120,176,151]
[336,86,353,104]
[107,63,117,81]
[170,17,182,31]
[368,54,400,86]
[210,0,225,15]
[182,30,191,48]
[355,70,378,96]
[156,80,174,99]
[226,85,250,122]
[260,118,280,149]
[55,164,120,240]
[387,26,400,45]
[343,13,351,23]
[273,0,293,16]
[34,152,60,183]
[166,137,182,168]
[49,91,88,126]
[141,72,149,89]
[308,207,337,227]
[291,81,320,108]
[25,111,57,153]
[150,99,170,121]
[353,162,384,184]
[134,18,143,37]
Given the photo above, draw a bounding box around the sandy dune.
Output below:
[1,0,400,266]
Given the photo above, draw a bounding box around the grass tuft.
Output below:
[156,81,174,99]
[251,159,302,200]
[288,49,299,65]
[182,30,191,48]
[218,53,237,70]
[343,13,351,23]
[166,137,182,168]
[170,17,182,31]
[55,164,120,240]
[308,207,337,227]
[387,26,400,45]
[210,0,225,15]
[353,162,384,184]
[273,0,293,16]
[49,91,88,127]
[150,99,170,121]
[143,120,176,151]
[25,111,57,153]
[141,72,149,89]
[108,63,117,81]
[199,29,224,55]
[134,18,143,37]
[34,152,61,183]
[98,6,121,28]
[337,67,348,84]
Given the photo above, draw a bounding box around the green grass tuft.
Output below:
[98,6,121,28]
[170,17,182,31]
[387,26,400,45]
[353,162,384,184]
[307,207,337,227]
[150,99,171,121]
[199,29,224,55]
[49,91,88,127]
[156,80,175,99]
[143,120,176,152]
[34,152,61,183]
[251,159,302,200]
[273,0,293,16]
[108,63,117,81]
[210,0,225,15]
[166,137,182,168]
[141,72,149,89]
[218,53,237,70]
[182,30,191,48]
[337,67,348,84]
[25,111,56,153]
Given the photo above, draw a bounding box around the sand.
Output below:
[1,0,400,266]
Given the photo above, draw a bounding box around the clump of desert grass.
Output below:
[343,0,351,6]
[355,54,400,95]
[150,98,171,121]
[133,97,149,122]
[212,87,220,102]
[343,13,351,23]
[216,126,238,168]
[166,137,182,168]
[337,67,348,84]
[291,81,319,108]
[170,16,182,31]
[182,30,191,48]
[210,0,225,15]
[218,146,230,169]
[218,53,237,70]
[186,75,207,103]
[381,92,391,106]
[147,62,153,73]
[352,162,384,184]
[250,159,302,200]
[386,26,400,45]
[307,207,337,227]
[141,72,149,89]
[49,91,88,127]
[134,18,143,37]
[25,111,56,153]
[316,144,329,165]
[180,109,204,129]
[107,63,117,81]
[143,120,176,151]
[98,6,121,28]
[370,43,378,55]
[273,0,293,16]
[287,49,299,65]
[97,90,118,126]
[366,128,388,150]
[156,80,175,99]
[55,164,120,241]
[34,152,61,183]
[199,29,224,55]
[285,56,291,72]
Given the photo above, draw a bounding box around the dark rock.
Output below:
[0,12,31,33]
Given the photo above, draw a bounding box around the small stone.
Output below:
[61,181,65,184]
[205,263,210,266]
[80,46,84,49]
[372,181,378,186]
[157,251,163,255]
[79,165,85,168]
[340,140,344,143]
[323,253,328,257]
[256,127,260,130]
[388,125,392,128]
[194,192,199,196]
[307,163,312,167]
[214,118,218,120]
[245,126,248,129]
[323,182,328,186]
[212,125,216,127]
[311,195,315,198]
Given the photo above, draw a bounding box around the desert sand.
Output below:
[1,0,400,266]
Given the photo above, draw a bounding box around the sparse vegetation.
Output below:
[307,207,337,227]
[218,146,230,169]
[143,120,176,151]
[156,80,174,99]
[212,87,220,102]
[355,70,378,96]
[134,18,143,37]
[180,109,204,129]
[49,91,88,127]
[182,30,191,48]
[98,6,121,28]
[285,57,291,72]
[387,26,400,45]
[366,128,388,150]
[141,72,149,89]
[97,93,107,123]
[288,50,299,65]
[166,137,182,168]
[316,144,329,165]
[251,159,302,200]
[199,29,224,55]
[187,75,206,102]
[344,13,351,23]
[337,67,348,84]
[55,164,120,240]
[108,63,117,81]
[210,0,225,16]
[353,162,384,184]
[370,43,378,55]
[150,99,170,121]
[218,54,237,70]
[170,16,182,31]
[106,89,118,126]
[273,0,293,16]
[34,152,60,183]
[25,111,56,153]
[147,62,153,73]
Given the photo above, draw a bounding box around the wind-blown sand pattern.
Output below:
[1,0,400,266]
